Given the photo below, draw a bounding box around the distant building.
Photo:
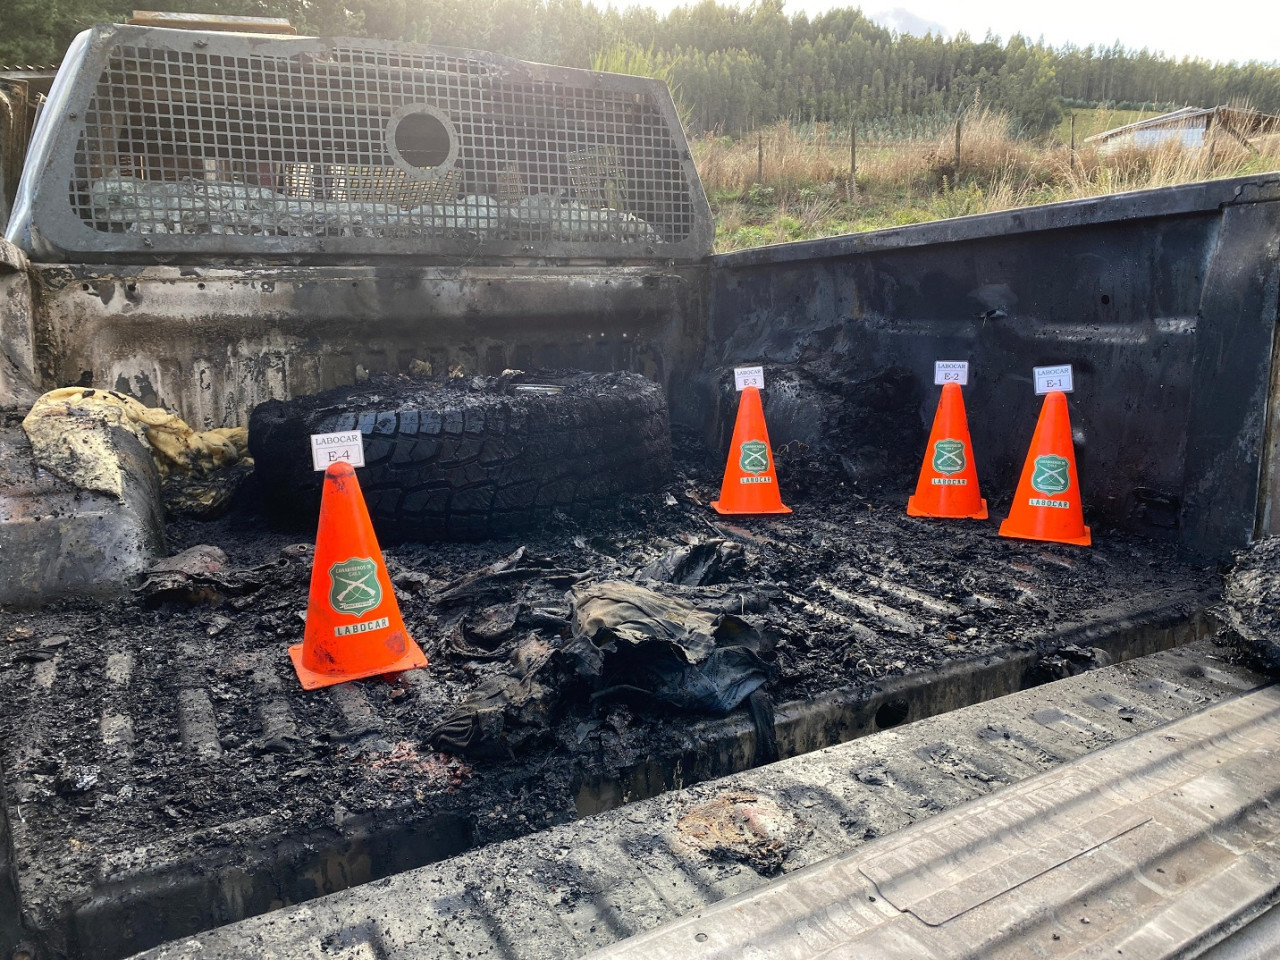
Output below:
[1085,105,1280,153]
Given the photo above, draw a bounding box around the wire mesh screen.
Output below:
[27,25,711,261]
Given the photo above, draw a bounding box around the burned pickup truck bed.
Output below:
[0,448,1223,960]
[4,22,1280,960]
[2,168,1279,957]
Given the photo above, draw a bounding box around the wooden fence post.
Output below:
[1070,113,1076,173]
[849,119,857,198]
[953,118,962,185]
[756,133,764,185]
[1205,108,1218,173]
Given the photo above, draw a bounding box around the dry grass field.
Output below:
[695,107,1280,251]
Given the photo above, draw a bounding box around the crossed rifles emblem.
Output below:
[1032,455,1070,495]
[334,570,377,602]
[330,558,382,614]
[932,439,965,474]
[740,440,770,474]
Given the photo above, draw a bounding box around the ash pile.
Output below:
[1221,536,1280,672]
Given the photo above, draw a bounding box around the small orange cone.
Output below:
[998,391,1091,546]
[289,461,429,689]
[712,385,792,515]
[907,382,988,519]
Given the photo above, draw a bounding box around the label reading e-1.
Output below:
[310,431,366,471]
[1034,364,1075,395]
[934,361,969,386]
[734,365,765,391]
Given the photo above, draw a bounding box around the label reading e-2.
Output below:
[934,361,969,386]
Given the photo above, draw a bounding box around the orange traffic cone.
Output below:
[712,385,792,515]
[289,461,429,689]
[998,391,1091,546]
[907,382,988,519]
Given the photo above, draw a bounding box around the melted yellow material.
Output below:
[22,387,248,498]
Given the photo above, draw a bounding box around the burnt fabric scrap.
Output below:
[636,538,745,586]
[427,671,558,759]
[564,581,773,714]
[428,636,562,758]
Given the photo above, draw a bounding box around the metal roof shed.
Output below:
[1085,104,1280,153]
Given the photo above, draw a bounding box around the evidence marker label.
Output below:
[311,431,366,471]
[1034,364,1074,395]
[934,361,969,386]
[734,366,765,391]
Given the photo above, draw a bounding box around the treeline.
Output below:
[5,0,1280,135]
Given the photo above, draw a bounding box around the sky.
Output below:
[605,0,1280,67]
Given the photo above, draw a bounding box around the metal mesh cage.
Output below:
[13,25,712,262]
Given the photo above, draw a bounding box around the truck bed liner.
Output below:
[129,640,1271,960]
[0,471,1222,959]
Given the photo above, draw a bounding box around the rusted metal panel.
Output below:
[0,82,22,224]
[32,263,707,427]
[0,82,16,174]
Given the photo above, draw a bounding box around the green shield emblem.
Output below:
[1031,455,1070,496]
[739,440,770,475]
[329,557,382,616]
[932,439,966,475]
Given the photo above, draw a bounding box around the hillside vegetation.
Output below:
[4,0,1280,138]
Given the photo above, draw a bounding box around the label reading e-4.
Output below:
[311,431,366,471]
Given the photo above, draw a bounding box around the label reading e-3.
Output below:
[734,366,765,391]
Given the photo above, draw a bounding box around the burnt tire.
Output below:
[249,371,672,542]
